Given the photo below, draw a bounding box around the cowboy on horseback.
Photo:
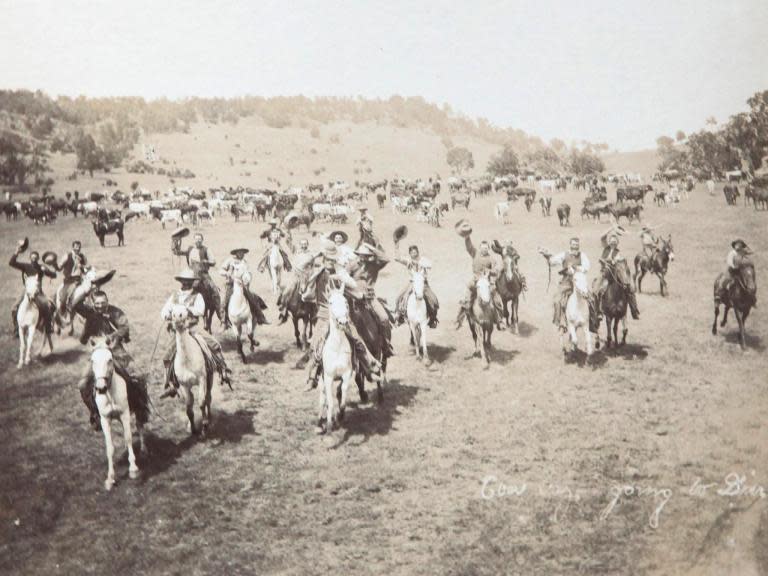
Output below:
[56,240,87,314]
[258,218,293,271]
[455,221,505,331]
[355,208,383,251]
[719,239,757,304]
[75,290,148,431]
[302,246,382,389]
[327,230,357,270]
[349,243,395,354]
[159,269,232,399]
[596,225,640,320]
[393,235,439,328]
[540,237,598,333]
[277,238,317,324]
[640,224,659,258]
[221,248,270,327]
[173,231,223,323]
[10,240,56,337]
[491,239,528,290]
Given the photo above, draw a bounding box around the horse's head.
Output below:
[660,235,675,262]
[501,249,516,280]
[90,337,115,393]
[476,272,492,304]
[572,270,590,298]
[739,260,757,295]
[24,276,40,298]
[410,269,425,300]
[328,288,349,325]
[170,304,191,329]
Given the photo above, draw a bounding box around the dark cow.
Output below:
[376,192,387,209]
[556,203,570,226]
[539,196,552,217]
[723,184,740,206]
[93,218,125,247]
[609,202,643,224]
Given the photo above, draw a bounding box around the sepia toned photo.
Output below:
[1,2,767,574]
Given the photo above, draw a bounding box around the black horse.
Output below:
[92,218,125,247]
[495,248,523,332]
[634,236,674,296]
[713,259,757,350]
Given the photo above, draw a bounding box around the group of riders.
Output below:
[9,206,757,430]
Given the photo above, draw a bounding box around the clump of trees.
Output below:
[657,90,768,177]
[446,146,474,174]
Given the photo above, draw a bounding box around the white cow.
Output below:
[160,209,182,229]
[128,202,150,218]
[538,179,557,194]
[495,201,511,224]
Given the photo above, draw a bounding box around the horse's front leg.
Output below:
[120,411,140,479]
[17,327,25,368]
[721,305,730,327]
[338,370,352,422]
[712,302,720,334]
[25,326,36,365]
[293,316,301,348]
[181,386,196,435]
[585,328,594,357]
[512,297,519,333]
[421,322,431,366]
[658,273,667,297]
[101,418,116,490]
[620,316,628,346]
[200,380,212,439]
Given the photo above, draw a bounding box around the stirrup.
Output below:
[159,386,177,399]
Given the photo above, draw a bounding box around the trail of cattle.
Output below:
[0,182,766,575]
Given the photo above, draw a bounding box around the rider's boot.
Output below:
[159,361,178,399]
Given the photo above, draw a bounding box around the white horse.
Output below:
[17,277,53,367]
[318,286,355,434]
[170,305,214,438]
[56,267,94,336]
[266,244,284,296]
[228,274,257,363]
[406,270,430,365]
[90,337,145,490]
[562,270,595,358]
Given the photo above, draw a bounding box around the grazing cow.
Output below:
[160,209,182,229]
[451,193,471,210]
[79,201,99,217]
[128,202,150,218]
[723,185,740,206]
[376,192,387,209]
[539,179,557,195]
[494,201,511,224]
[556,203,570,226]
[609,202,643,224]
[749,185,768,210]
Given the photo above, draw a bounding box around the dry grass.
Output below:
[0,171,766,574]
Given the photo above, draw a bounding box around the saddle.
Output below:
[166,331,222,389]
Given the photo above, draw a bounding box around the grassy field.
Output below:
[1,172,766,574]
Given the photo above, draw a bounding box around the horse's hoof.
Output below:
[483,363,490,370]
[359,390,370,404]
[105,479,115,491]
[424,358,432,367]
[129,468,141,480]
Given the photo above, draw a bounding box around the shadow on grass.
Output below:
[515,321,538,338]
[491,347,519,366]
[565,348,608,368]
[138,432,197,480]
[337,378,419,445]
[40,347,84,365]
[602,342,650,360]
[428,344,455,364]
[724,331,765,352]
[209,408,258,443]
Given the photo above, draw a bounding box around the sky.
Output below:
[1,0,767,151]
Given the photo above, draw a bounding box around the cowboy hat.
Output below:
[329,230,348,243]
[174,268,198,282]
[455,219,472,237]
[18,237,29,252]
[41,251,58,268]
[230,248,249,256]
[354,243,376,257]
[731,239,752,252]
[491,239,503,254]
[92,269,116,287]
[171,227,190,239]
[323,245,339,260]
[393,225,408,244]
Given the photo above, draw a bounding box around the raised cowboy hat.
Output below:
[18,237,29,252]
[92,269,116,287]
[491,239,503,255]
[174,268,197,282]
[329,230,349,243]
[171,227,190,239]
[455,219,472,237]
[230,248,249,256]
[41,251,59,268]
[393,224,408,244]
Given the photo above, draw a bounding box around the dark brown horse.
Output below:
[349,298,393,403]
[468,272,497,368]
[634,235,674,296]
[280,274,316,350]
[92,218,125,247]
[713,260,757,350]
[496,249,523,333]
[599,260,628,348]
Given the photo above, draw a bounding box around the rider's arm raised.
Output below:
[464,235,476,258]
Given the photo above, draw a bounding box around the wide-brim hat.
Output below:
[42,251,58,268]
[491,240,503,254]
[171,227,190,239]
[230,248,249,256]
[455,219,472,237]
[92,269,116,287]
[174,268,198,282]
[323,245,339,260]
[284,212,299,227]
[18,237,29,252]
[731,239,751,252]
[393,225,408,243]
[329,230,348,243]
